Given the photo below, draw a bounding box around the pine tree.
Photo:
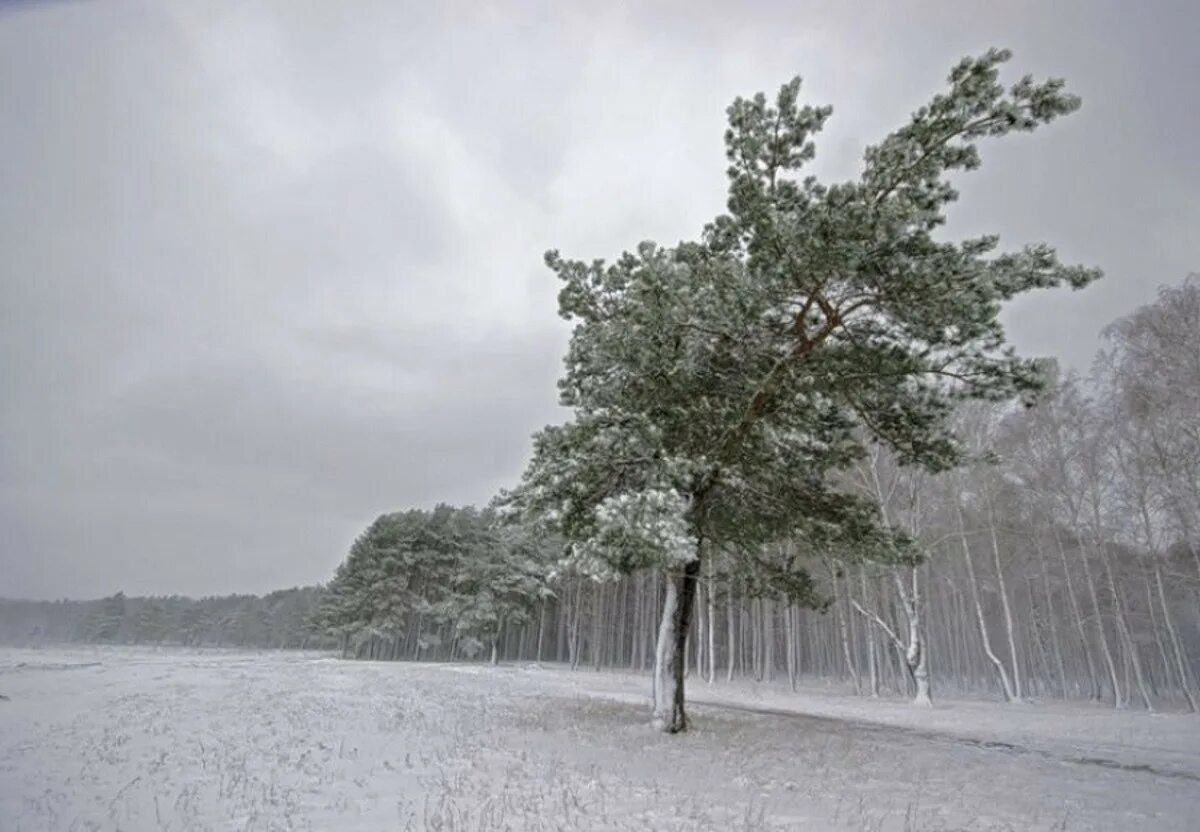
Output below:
[315,505,553,661]
[83,591,127,643]
[133,598,166,645]
[512,49,1098,732]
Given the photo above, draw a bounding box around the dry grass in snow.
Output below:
[1,647,1197,831]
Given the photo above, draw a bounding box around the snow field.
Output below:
[1,647,1197,831]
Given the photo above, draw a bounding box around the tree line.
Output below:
[0,587,329,650]
[312,505,552,663]
[306,279,1200,712]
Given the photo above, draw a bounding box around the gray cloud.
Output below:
[2,0,1196,598]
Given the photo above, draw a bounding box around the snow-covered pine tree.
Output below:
[513,49,1099,732]
[446,511,555,663]
[315,505,553,661]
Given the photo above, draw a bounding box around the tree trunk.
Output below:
[986,500,1023,700]
[706,559,717,685]
[1078,538,1124,707]
[860,566,880,697]
[1099,546,1154,711]
[903,566,932,707]
[1155,561,1198,711]
[785,603,798,691]
[535,601,547,664]
[763,596,775,683]
[957,501,1016,701]
[830,563,861,694]
[652,559,702,733]
[1053,527,1101,700]
[726,583,736,682]
[1036,538,1069,698]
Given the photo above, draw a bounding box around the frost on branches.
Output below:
[571,489,697,579]
[513,48,1099,733]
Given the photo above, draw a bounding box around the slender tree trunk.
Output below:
[592,583,604,671]
[1099,546,1154,711]
[957,501,1016,701]
[1155,561,1198,711]
[784,604,797,691]
[569,580,582,671]
[986,499,1023,700]
[726,581,736,682]
[1036,538,1070,698]
[706,556,717,685]
[1078,536,1124,708]
[763,596,775,683]
[635,575,646,670]
[1143,565,1172,697]
[616,578,628,669]
[535,601,547,664]
[1053,528,1101,700]
[751,598,762,681]
[831,565,861,694]
[904,566,932,707]
[860,566,880,697]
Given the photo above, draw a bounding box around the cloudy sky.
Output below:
[2,0,1196,599]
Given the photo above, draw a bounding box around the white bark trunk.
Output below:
[957,500,1016,701]
[652,579,680,730]
[986,500,1023,701]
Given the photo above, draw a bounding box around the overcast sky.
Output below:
[2,1,1196,600]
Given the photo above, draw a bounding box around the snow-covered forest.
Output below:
[0,587,327,650]
[311,277,1200,714]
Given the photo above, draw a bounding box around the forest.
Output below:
[0,587,327,650]
[311,275,1200,716]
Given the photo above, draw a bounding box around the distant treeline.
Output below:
[0,587,331,650]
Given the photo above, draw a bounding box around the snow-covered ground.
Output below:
[1,647,1197,831]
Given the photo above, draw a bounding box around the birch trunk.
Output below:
[1036,539,1069,698]
[956,500,1016,701]
[1078,538,1124,707]
[1099,546,1154,711]
[985,497,1023,700]
[860,566,880,697]
[1053,528,1101,700]
[1155,562,1198,711]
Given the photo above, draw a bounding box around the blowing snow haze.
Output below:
[1,0,1197,600]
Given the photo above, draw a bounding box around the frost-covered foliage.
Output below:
[514,48,1098,584]
[570,488,696,578]
[509,49,1097,730]
[314,505,554,659]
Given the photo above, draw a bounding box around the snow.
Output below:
[2,647,1198,831]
